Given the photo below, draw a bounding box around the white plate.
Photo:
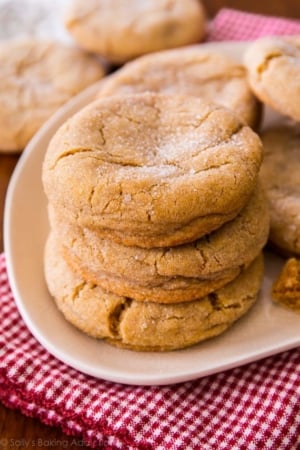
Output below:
[4,42,300,386]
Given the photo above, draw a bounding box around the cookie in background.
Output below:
[259,125,300,257]
[64,0,207,64]
[96,46,261,128]
[244,35,300,123]
[0,38,106,153]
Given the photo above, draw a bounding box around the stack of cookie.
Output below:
[42,92,269,351]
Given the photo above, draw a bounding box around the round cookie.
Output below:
[43,92,263,248]
[50,183,269,303]
[0,38,106,152]
[259,125,300,256]
[44,234,264,352]
[97,46,261,128]
[64,0,206,64]
[244,35,300,122]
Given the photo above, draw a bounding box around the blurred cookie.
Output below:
[64,0,206,64]
[272,258,300,314]
[43,92,263,248]
[97,46,261,128]
[44,234,264,352]
[50,184,269,303]
[0,38,106,152]
[259,125,300,255]
[244,35,300,122]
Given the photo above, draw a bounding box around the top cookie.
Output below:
[244,35,300,122]
[0,38,106,152]
[43,92,263,248]
[64,0,206,63]
[97,46,260,128]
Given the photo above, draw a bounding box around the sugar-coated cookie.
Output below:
[49,184,269,303]
[45,234,264,352]
[43,93,263,248]
[259,125,300,255]
[0,38,106,152]
[97,46,261,128]
[64,0,207,63]
[244,35,300,122]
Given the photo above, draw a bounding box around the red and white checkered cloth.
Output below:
[1,8,300,450]
[206,7,300,41]
[1,252,299,448]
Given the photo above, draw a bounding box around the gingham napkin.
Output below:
[206,7,300,40]
[1,8,300,450]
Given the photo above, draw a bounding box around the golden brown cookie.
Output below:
[64,0,206,64]
[43,93,263,248]
[44,233,264,352]
[97,46,261,128]
[244,35,300,122]
[49,183,269,303]
[0,38,106,153]
[272,258,300,314]
[259,125,300,256]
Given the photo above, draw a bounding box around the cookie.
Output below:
[244,35,300,122]
[259,125,300,255]
[0,38,106,153]
[43,92,263,248]
[97,46,261,128]
[272,258,300,314]
[44,234,264,351]
[64,0,206,64]
[49,183,269,303]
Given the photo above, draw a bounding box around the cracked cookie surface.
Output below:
[259,125,300,256]
[97,46,260,128]
[64,0,206,64]
[244,35,300,122]
[49,183,269,303]
[44,234,264,352]
[0,38,106,152]
[43,92,263,248]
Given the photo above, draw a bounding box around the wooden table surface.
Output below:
[1,0,300,447]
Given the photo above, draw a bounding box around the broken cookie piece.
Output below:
[272,258,300,314]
